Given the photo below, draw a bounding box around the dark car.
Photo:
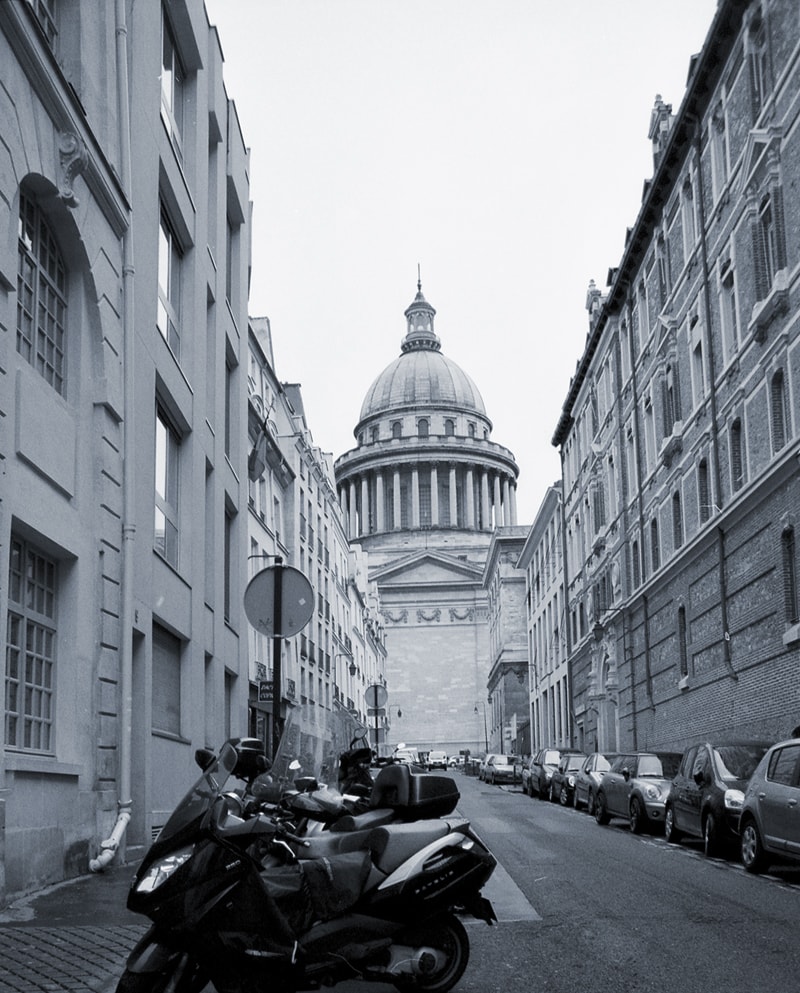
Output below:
[549,752,587,805]
[524,746,582,799]
[573,752,620,814]
[739,738,800,873]
[595,751,682,833]
[665,740,771,857]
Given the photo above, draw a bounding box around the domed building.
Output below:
[334,282,520,758]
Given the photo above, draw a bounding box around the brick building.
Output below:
[552,0,800,753]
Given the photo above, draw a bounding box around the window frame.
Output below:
[154,403,181,568]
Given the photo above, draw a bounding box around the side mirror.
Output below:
[622,768,631,782]
[195,748,215,771]
[294,776,318,793]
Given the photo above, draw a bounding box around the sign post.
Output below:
[365,683,388,753]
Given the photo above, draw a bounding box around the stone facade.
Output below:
[552,0,800,754]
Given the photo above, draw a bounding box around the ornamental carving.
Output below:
[381,609,408,624]
[448,607,475,622]
[57,131,88,208]
[416,608,441,623]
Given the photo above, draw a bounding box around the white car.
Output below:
[428,750,448,770]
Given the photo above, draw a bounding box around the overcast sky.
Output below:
[204,0,718,524]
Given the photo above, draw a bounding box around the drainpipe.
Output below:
[91,0,134,872]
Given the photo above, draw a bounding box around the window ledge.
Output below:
[4,751,81,777]
[782,623,800,648]
[749,270,789,343]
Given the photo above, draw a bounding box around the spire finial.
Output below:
[417,263,422,293]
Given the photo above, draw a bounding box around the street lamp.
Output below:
[474,701,489,752]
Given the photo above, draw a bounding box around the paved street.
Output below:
[1,769,799,992]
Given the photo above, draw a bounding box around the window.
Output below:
[5,537,57,751]
[691,336,705,408]
[748,15,767,121]
[417,418,429,438]
[155,405,180,567]
[672,491,684,550]
[663,363,681,434]
[710,101,729,198]
[152,624,181,735]
[32,0,58,47]
[730,418,744,492]
[157,208,182,357]
[656,234,670,308]
[650,518,661,572]
[681,177,696,256]
[698,459,711,523]
[392,421,402,440]
[444,419,455,437]
[17,190,67,395]
[754,191,786,301]
[678,606,688,677]
[770,370,787,453]
[782,527,798,626]
[719,259,739,361]
[631,539,641,588]
[160,11,185,160]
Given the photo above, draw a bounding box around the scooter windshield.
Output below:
[253,703,369,804]
[154,742,239,846]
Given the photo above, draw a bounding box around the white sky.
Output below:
[204,0,718,524]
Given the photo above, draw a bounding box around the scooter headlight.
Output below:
[135,846,194,893]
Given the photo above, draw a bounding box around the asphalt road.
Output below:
[452,772,800,992]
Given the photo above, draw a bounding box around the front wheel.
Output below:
[664,804,681,844]
[559,786,569,806]
[595,792,610,825]
[703,812,721,858]
[741,819,768,874]
[393,914,469,992]
[629,797,645,834]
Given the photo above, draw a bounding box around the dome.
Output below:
[358,282,487,423]
[359,348,486,422]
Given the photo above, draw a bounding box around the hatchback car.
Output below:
[665,740,771,857]
[595,751,682,832]
[573,752,619,814]
[549,752,587,805]
[484,754,521,785]
[524,747,582,798]
[739,738,800,873]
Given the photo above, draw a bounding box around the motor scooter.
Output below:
[117,705,496,993]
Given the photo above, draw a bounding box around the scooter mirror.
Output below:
[195,748,215,771]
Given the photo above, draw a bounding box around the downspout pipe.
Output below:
[91,0,134,872]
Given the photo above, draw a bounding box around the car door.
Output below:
[670,746,696,833]
[604,755,633,816]
[682,745,706,838]
[760,744,800,853]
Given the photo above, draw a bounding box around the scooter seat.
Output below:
[368,821,451,876]
[328,807,397,833]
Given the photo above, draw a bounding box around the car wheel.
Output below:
[595,791,610,825]
[559,786,569,806]
[703,812,721,858]
[740,818,768,874]
[664,804,681,843]
[587,790,596,816]
[629,797,645,834]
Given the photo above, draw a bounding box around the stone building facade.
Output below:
[0,1,252,903]
[552,0,800,754]
[334,284,520,756]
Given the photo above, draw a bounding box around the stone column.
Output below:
[376,472,385,532]
[509,481,518,525]
[493,474,502,529]
[449,464,458,527]
[361,476,370,535]
[411,467,420,528]
[349,479,357,537]
[393,470,401,530]
[502,477,511,526]
[481,471,490,530]
[430,464,439,526]
[465,468,475,529]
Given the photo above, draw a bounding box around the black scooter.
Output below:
[117,734,496,993]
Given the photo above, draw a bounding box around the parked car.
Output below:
[549,752,587,805]
[428,750,449,770]
[524,747,582,798]
[484,754,521,785]
[665,740,771,857]
[573,752,619,814]
[595,751,682,833]
[478,753,498,781]
[739,738,800,873]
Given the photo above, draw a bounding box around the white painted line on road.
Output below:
[478,859,541,923]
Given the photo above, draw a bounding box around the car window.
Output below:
[714,743,769,782]
[680,745,698,778]
[638,754,677,777]
[594,754,614,772]
[565,754,585,771]
[610,755,633,773]
[768,744,800,786]
[542,750,560,765]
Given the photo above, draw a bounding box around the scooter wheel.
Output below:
[115,963,207,993]
[393,913,469,992]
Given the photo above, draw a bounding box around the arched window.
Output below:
[730,417,744,491]
[444,419,455,437]
[770,369,787,453]
[417,418,429,438]
[17,190,67,395]
[392,421,402,440]
[698,458,710,523]
[672,491,683,550]
[650,518,660,571]
[783,527,798,626]
[678,605,689,677]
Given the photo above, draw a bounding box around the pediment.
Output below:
[370,550,484,587]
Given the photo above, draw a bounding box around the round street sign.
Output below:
[365,683,388,709]
[243,565,314,637]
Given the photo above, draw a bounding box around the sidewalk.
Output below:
[0,861,145,993]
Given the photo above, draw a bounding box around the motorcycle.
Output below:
[117,703,497,993]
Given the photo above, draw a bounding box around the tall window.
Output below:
[770,369,787,453]
[656,234,670,308]
[152,624,181,735]
[672,491,684,550]
[663,363,681,434]
[157,208,182,357]
[155,405,180,567]
[418,418,429,438]
[754,191,786,300]
[698,458,711,523]
[160,12,184,160]
[678,606,689,677]
[719,259,738,361]
[17,191,67,395]
[681,177,696,256]
[5,538,57,751]
[444,419,455,437]
[392,421,402,440]
[650,518,661,572]
[730,418,744,491]
[710,101,729,199]
[691,336,706,409]
[782,527,799,626]
[748,15,767,121]
[632,539,641,588]
[32,0,58,47]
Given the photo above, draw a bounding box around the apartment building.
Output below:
[552,0,800,753]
